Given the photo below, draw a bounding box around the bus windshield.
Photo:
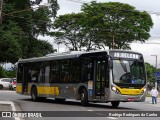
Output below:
[112,59,146,85]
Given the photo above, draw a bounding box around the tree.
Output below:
[81,1,153,49]
[145,63,157,86]
[51,1,153,51]
[0,0,59,63]
[51,13,87,51]
[0,21,22,63]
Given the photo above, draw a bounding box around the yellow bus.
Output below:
[16,50,146,107]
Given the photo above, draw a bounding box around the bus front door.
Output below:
[95,59,106,98]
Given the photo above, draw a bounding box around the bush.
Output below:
[0,66,16,78]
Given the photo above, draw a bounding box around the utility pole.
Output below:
[0,0,3,24]
[151,54,158,90]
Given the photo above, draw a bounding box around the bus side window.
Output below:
[43,62,50,83]
[70,59,81,83]
[50,61,60,83]
[61,60,70,83]
[30,62,40,83]
[81,58,93,83]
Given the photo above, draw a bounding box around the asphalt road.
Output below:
[0,90,160,120]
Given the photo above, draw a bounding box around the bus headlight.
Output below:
[111,86,120,94]
[143,88,146,92]
[112,86,117,92]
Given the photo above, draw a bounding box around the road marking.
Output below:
[0,90,16,92]
[107,117,118,119]
[0,101,20,120]
[95,112,105,116]
[87,109,93,111]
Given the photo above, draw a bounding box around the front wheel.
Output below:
[80,89,88,106]
[31,87,38,101]
[111,101,120,108]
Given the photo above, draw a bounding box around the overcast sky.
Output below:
[42,0,160,67]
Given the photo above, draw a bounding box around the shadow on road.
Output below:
[19,98,138,111]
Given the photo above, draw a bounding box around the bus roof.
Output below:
[18,50,107,63]
[18,50,143,63]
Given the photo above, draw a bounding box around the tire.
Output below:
[0,84,3,90]
[80,89,88,106]
[111,101,120,108]
[31,87,38,101]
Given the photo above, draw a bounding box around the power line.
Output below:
[66,0,87,4]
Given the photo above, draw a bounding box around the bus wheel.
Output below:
[31,87,38,101]
[111,101,120,108]
[80,89,88,106]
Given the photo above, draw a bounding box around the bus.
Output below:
[16,50,147,107]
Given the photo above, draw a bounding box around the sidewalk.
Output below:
[145,97,160,107]
[0,101,18,120]
[145,97,160,103]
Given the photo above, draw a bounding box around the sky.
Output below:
[42,0,160,67]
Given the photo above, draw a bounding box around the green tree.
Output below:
[0,21,22,63]
[81,1,153,49]
[51,13,89,51]
[145,63,157,84]
[0,0,59,63]
[51,1,153,51]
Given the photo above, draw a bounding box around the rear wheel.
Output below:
[80,89,88,106]
[31,87,38,101]
[111,101,120,108]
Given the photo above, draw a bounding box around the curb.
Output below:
[0,101,21,120]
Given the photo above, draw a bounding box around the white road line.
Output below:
[87,109,93,111]
[0,101,20,120]
[107,117,118,119]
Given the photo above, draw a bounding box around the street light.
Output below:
[151,54,158,89]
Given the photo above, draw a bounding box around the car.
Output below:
[0,78,12,90]
[9,78,16,90]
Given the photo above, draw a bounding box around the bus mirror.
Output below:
[109,60,113,69]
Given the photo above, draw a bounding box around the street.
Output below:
[0,90,160,120]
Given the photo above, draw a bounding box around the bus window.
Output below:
[44,62,50,83]
[81,58,93,82]
[50,61,60,83]
[30,62,41,83]
[70,59,81,83]
[61,60,70,83]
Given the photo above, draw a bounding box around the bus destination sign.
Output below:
[113,52,140,59]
